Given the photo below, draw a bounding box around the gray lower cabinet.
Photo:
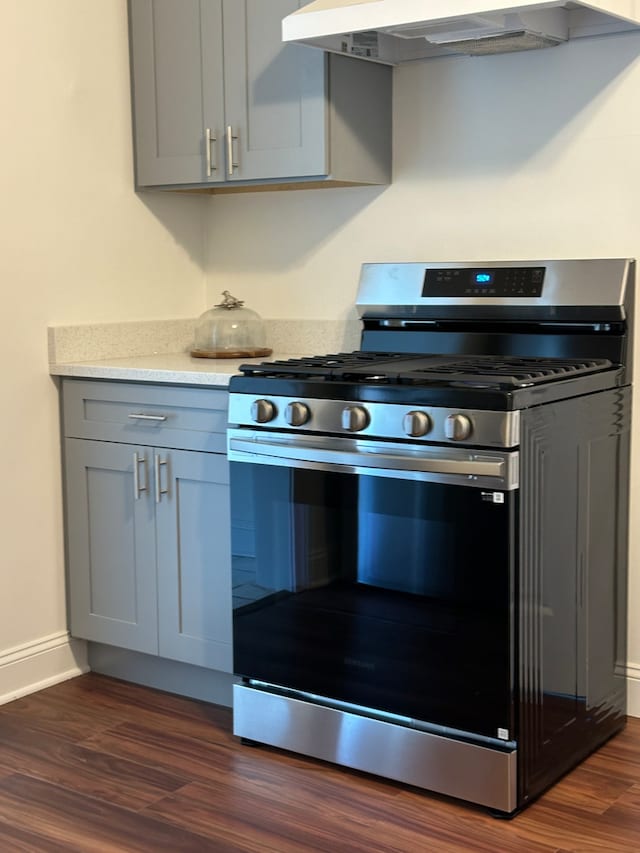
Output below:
[62,379,232,673]
[128,0,392,190]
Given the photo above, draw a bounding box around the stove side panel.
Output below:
[517,386,630,808]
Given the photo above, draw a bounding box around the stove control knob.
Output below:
[341,405,370,432]
[445,414,472,441]
[403,410,431,438]
[250,399,277,424]
[285,401,310,427]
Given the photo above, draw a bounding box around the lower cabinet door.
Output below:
[65,439,158,654]
[155,448,233,672]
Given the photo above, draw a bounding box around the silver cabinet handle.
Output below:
[127,413,168,422]
[133,452,147,500]
[225,125,239,176]
[205,127,217,176]
[154,454,169,504]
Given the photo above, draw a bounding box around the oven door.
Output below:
[228,429,518,743]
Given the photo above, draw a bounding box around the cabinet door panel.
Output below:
[65,439,158,653]
[222,0,327,181]
[156,450,232,671]
[129,0,225,186]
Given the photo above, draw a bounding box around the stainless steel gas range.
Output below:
[227,259,633,816]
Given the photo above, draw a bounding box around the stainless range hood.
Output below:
[282,1,640,63]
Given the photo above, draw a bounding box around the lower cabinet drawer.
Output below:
[63,378,228,452]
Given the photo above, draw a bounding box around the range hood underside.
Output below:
[283,2,640,63]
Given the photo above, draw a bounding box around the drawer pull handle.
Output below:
[128,413,168,422]
[154,455,169,504]
[133,452,147,500]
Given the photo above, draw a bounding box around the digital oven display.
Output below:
[422,267,545,298]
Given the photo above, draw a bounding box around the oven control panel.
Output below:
[228,394,521,449]
[422,266,545,298]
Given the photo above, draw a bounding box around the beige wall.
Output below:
[206,30,640,712]
[0,1,206,698]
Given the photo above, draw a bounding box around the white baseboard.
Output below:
[0,631,89,705]
[626,661,640,718]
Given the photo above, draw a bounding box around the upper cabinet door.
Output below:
[129,0,226,187]
[222,0,327,182]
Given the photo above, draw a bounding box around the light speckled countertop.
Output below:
[48,317,358,387]
[49,351,307,387]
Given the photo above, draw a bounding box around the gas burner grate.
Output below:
[399,356,613,388]
[238,352,614,389]
[238,351,418,379]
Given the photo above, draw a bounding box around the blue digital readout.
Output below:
[474,272,493,285]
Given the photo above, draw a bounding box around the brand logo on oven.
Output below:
[481,491,505,504]
[344,657,376,671]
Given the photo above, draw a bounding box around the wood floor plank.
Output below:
[531,763,633,815]
[493,798,640,853]
[0,715,190,810]
[80,720,238,782]
[44,671,231,727]
[0,675,637,852]
[145,774,561,853]
[0,774,234,853]
[0,820,75,853]
[0,691,122,743]
[0,673,233,747]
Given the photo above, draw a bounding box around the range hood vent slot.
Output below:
[386,10,568,55]
[435,31,566,56]
[387,15,501,41]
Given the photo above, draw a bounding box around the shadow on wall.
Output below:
[394,29,640,180]
[134,188,209,270]
[204,183,388,274]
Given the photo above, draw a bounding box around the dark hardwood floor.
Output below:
[0,674,638,852]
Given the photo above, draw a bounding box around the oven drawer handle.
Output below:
[228,438,506,479]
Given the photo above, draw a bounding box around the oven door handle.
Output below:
[228,436,511,481]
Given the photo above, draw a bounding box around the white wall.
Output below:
[0,1,206,701]
[206,30,640,712]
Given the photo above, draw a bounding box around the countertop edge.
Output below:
[49,351,310,387]
[50,363,235,387]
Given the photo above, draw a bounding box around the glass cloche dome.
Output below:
[190,291,272,359]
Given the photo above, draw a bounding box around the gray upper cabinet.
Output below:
[128,0,392,191]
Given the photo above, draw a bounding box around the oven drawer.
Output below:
[62,379,228,452]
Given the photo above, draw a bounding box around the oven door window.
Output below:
[231,461,516,741]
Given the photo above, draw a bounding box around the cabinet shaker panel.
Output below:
[156,450,232,672]
[129,0,225,186]
[222,0,326,181]
[65,439,158,654]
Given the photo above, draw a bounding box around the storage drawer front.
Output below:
[63,379,228,452]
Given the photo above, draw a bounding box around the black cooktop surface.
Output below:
[238,351,613,390]
[232,351,623,411]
